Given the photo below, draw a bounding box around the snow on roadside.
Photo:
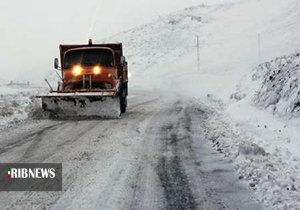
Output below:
[198,52,300,209]
[220,52,300,209]
[192,95,300,210]
[0,85,45,128]
[198,51,300,209]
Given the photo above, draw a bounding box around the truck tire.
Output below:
[120,96,127,114]
[119,84,127,114]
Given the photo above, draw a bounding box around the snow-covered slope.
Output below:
[253,53,300,117]
[107,0,300,100]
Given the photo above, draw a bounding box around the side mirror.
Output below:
[54,58,59,70]
[120,56,126,67]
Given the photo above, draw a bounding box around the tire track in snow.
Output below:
[155,101,229,210]
[156,101,196,210]
[0,123,62,156]
[20,121,101,162]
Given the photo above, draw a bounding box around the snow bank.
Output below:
[226,51,300,209]
[0,85,45,128]
[253,53,300,117]
[238,141,267,157]
[197,95,300,210]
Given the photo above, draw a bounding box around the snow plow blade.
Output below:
[36,91,120,119]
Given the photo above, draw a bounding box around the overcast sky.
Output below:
[0,0,201,84]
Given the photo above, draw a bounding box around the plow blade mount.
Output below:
[38,92,120,118]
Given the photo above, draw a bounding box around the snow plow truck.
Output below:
[37,39,128,118]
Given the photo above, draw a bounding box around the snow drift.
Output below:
[253,53,300,117]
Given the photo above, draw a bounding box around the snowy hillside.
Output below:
[108,4,205,75]
[107,0,300,99]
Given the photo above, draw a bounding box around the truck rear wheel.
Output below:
[119,84,127,114]
[120,96,127,114]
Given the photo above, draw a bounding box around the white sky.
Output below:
[0,0,201,84]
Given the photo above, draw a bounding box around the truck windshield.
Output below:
[64,49,114,69]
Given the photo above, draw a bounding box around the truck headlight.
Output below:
[93,66,101,74]
[73,65,82,76]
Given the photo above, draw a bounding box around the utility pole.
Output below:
[258,33,261,64]
[197,35,200,72]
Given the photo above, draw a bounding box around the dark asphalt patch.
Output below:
[156,155,196,210]
[156,104,197,210]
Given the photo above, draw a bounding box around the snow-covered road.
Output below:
[0,90,262,210]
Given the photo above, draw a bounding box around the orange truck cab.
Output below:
[55,40,128,93]
[53,40,128,113]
